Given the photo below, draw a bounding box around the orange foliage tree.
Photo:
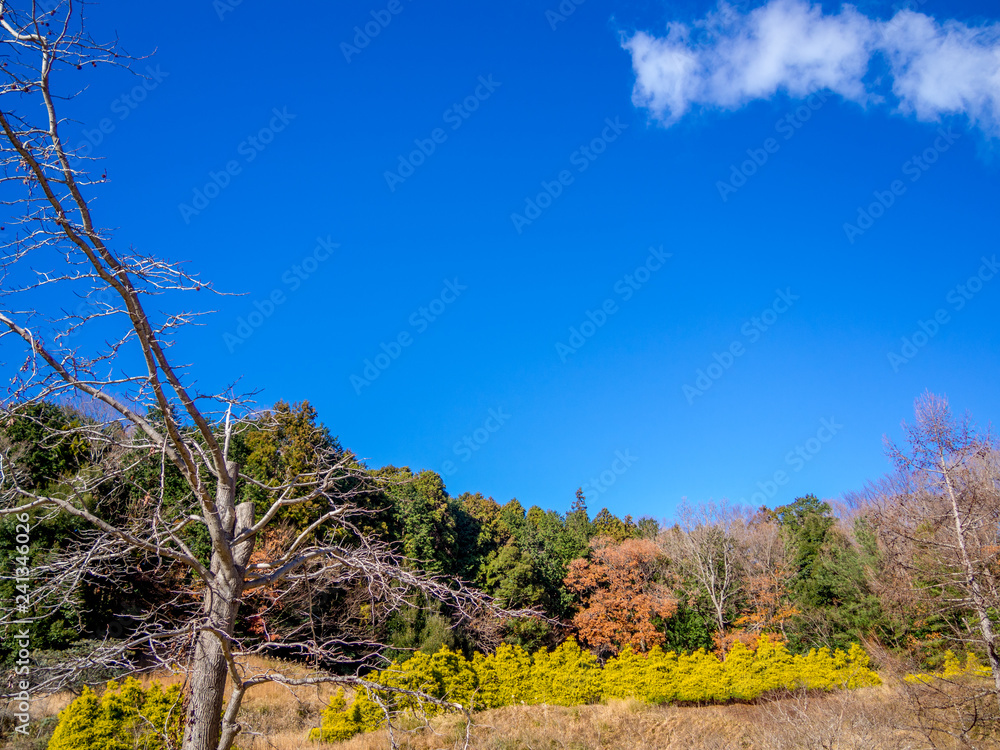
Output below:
[564,536,677,656]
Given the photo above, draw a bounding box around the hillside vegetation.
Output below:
[2,394,999,748]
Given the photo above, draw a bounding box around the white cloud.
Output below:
[882,11,1000,129]
[623,0,1000,134]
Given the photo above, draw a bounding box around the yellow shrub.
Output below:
[602,646,646,701]
[842,643,882,689]
[751,636,797,692]
[48,678,182,750]
[379,646,478,712]
[473,643,533,708]
[790,643,881,691]
[309,684,389,742]
[603,646,679,704]
[308,689,362,743]
[721,641,760,699]
[642,646,681,704]
[530,638,602,706]
[961,651,993,679]
[905,650,993,684]
[602,635,877,705]
[945,651,965,677]
[352,690,388,732]
[673,648,727,702]
[312,645,480,743]
[428,646,479,708]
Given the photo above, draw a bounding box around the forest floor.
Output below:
[4,654,998,750]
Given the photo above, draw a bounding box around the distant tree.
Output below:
[1,402,85,490]
[635,516,661,539]
[386,469,458,575]
[591,508,635,543]
[789,521,886,652]
[565,489,591,552]
[775,494,833,532]
[750,496,887,653]
[660,502,744,637]
[484,503,572,625]
[452,491,503,585]
[719,511,798,652]
[564,536,676,656]
[498,498,528,540]
[659,599,715,653]
[484,541,548,610]
[236,401,342,527]
[775,495,835,594]
[858,393,1000,708]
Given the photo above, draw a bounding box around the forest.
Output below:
[0,398,928,667]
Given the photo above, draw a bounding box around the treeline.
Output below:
[0,397,988,675]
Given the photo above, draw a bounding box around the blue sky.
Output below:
[43,0,1000,522]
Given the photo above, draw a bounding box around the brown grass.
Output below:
[325,681,923,750]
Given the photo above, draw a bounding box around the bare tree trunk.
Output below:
[183,464,254,750]
[941,456,1000,712]
[864,393,1000,713]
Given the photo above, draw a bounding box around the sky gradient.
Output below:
[33,0,1000,523]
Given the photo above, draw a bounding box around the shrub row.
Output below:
[45,638,881,748]
[310,636,881,743]
[904,650,993,684]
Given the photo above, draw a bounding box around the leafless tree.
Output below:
[0,3,525,749]
[659,500,746,635]
[736,512,796,639]
[856,392,1000,710]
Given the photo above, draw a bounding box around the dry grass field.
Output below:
[4,654,999,750]
[322,685,930,750]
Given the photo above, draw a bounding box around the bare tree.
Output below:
[659,501,745,636]
[0,3,524,749]
[734,511,796,641]
[858,392,1000,710]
